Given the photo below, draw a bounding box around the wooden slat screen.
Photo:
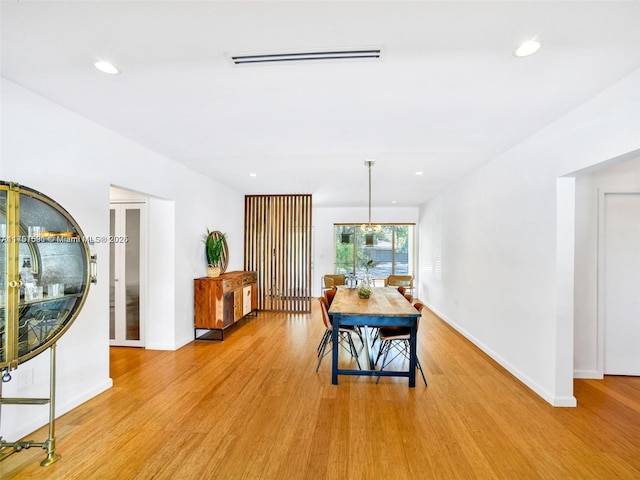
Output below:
[244,194,312,312]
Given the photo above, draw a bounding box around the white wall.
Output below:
[418,67,640,406]
[0,79,245,440]
[573,155,640,378]
[313,206,419,297]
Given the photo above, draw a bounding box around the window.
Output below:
[334,224,414,279]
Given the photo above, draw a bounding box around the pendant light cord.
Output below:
[368,161,372,226]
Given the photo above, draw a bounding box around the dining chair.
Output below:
[324,286,337,307]
[322,274,346,291]
[385,275,414,295]
[370,286,408,345]
[324,285,363,338]
[316,297,362,372]
[374,302,427,386]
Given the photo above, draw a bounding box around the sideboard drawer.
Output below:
[222,276,243,293]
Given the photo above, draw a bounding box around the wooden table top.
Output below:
[329,286,420,317]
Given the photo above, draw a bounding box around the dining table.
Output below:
[328,286,421,387]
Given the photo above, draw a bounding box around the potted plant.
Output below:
[358,285,372,299]
[363,258,377,273]
[204,230,226,277]
[358,257,377,299]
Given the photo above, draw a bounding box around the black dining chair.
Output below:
[374,302,427,386]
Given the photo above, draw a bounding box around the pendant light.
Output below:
[360,159,381,245]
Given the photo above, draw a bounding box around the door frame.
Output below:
[109,200,147,347]
[596,188,640,376]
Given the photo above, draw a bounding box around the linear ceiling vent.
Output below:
[229,48,383,66]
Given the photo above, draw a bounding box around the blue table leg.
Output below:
[408,320,417,388]
[332,314,340,385]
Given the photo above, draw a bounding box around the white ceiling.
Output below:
[2,1,640,207]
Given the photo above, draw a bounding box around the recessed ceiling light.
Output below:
[249,173,258,177]
[94,60,120,75]
[513,39,542,58]
[415,171,424,176]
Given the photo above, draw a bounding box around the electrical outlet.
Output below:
[19,368,34,387]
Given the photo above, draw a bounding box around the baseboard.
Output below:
[552,395,578,407]
[145,342,178,350]
[3,378,113,442]
[423,302,577,408]
[573,369,602,379]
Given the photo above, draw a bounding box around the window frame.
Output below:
[333,223,415,282]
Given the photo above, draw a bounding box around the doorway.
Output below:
[599,190,640,375]
[109,201,147,347]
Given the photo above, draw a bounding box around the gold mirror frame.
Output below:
[1,182,92,369]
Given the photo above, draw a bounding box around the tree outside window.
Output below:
[334,224,414,280]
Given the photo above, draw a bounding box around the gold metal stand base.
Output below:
[0,345,61,468]
[40,452,62,467]
[0,446,17,462]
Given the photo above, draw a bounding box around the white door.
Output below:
[110,202,146,347]
[602,191,640,375]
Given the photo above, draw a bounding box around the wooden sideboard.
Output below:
[194,270,257,340]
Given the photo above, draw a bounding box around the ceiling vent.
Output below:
[229,47,383,66]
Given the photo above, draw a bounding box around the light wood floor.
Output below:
[2,303,640,479]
